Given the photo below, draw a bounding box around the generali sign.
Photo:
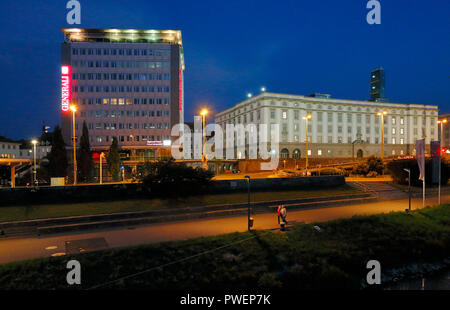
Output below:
[61,65,71,112]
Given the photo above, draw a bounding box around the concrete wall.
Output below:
[0,176,345,207]
[212,176,345,193]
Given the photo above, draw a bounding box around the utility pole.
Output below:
[245,175,252,231]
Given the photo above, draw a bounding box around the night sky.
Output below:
[0,0,449,140]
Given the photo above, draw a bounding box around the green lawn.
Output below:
[0,204,449,289]
[0,185,360,223]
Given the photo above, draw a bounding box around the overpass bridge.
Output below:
[0,158,33,188]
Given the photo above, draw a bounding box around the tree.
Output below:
[106,137,120,181]
[140,158,214,197]
[47,125,68,177]
[78,121,93,182]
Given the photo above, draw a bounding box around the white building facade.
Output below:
[215,92,439,159]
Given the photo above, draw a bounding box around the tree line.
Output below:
[45,121,121,182]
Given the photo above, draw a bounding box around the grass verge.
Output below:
[0,204,449,289]
[0,185,359,222]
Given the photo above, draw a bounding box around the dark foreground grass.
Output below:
[1,204,449,290]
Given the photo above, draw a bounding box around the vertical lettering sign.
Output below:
[61,66,71,112]
[179,69,182,111]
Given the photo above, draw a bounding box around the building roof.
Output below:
[215,92,439,117]
[0,136,20,144]
[61,28,184,69]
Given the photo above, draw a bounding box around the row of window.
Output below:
[80,110,170,118]
[280,148,405,158]
[275,110,433,125]
[72,48,170,57]
[284,135,407,145]
[85,122,170,130]
[1,144,17,150]
[277,123,433,137]
[74,97,170,106]
[73,85,170,93]
[71,60,169,69]
[72,72,170,81]
[91,135,170,143]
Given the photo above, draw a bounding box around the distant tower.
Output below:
[369,68,385,101]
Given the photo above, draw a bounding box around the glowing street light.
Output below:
[31,139,38,186]
[437,119,447,205]
[70,105,77,185]
[302,114,312,174]
[247,93,252,98]
[200,109,208,169]
[99,152,105,184]
[377,111,388,159]
[261,87,266,92]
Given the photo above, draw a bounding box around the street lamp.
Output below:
[261,86,266,92]
[70,105,77,185]
[200,109,208,170]
[302,114,312,175]
[245,175,253,231]
[31,139,38,186]
[99,152,105,184]
[404,168,411,212]
[437,119,447,205]
[247,93,252,98]
[377,111,388,159]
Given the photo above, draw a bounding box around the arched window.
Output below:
[281,148,290,159]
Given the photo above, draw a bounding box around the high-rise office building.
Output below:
[370,68,385,101]
[60,28,184,158]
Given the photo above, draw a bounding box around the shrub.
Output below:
[140,159,214,197]
[353,156,384,176]
[386,158,450,186]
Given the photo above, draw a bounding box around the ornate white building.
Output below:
[214,92,439,159]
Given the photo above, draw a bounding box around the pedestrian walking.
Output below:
[277,205,281,224]
[280,205,287,225]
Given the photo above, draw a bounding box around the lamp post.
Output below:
[303,114,312,175]
[99,152,105,184]
[70,105,77,185]
[200,109,208,170]
[437,119,447,205]
[31,139,38,186]
[245,175,252,231]
[377,111,387,159]
[404,168,411,212]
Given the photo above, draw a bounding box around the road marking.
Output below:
[45,246,58,250]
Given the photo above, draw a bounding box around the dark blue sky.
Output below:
[0,0,449,140]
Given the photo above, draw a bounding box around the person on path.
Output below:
[280,205,288,225]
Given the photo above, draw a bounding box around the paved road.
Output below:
[0,188,448,265]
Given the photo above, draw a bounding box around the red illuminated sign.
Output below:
[179,69,182,111]
[61,65,71,112]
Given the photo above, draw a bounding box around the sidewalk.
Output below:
[0,193,375,238]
